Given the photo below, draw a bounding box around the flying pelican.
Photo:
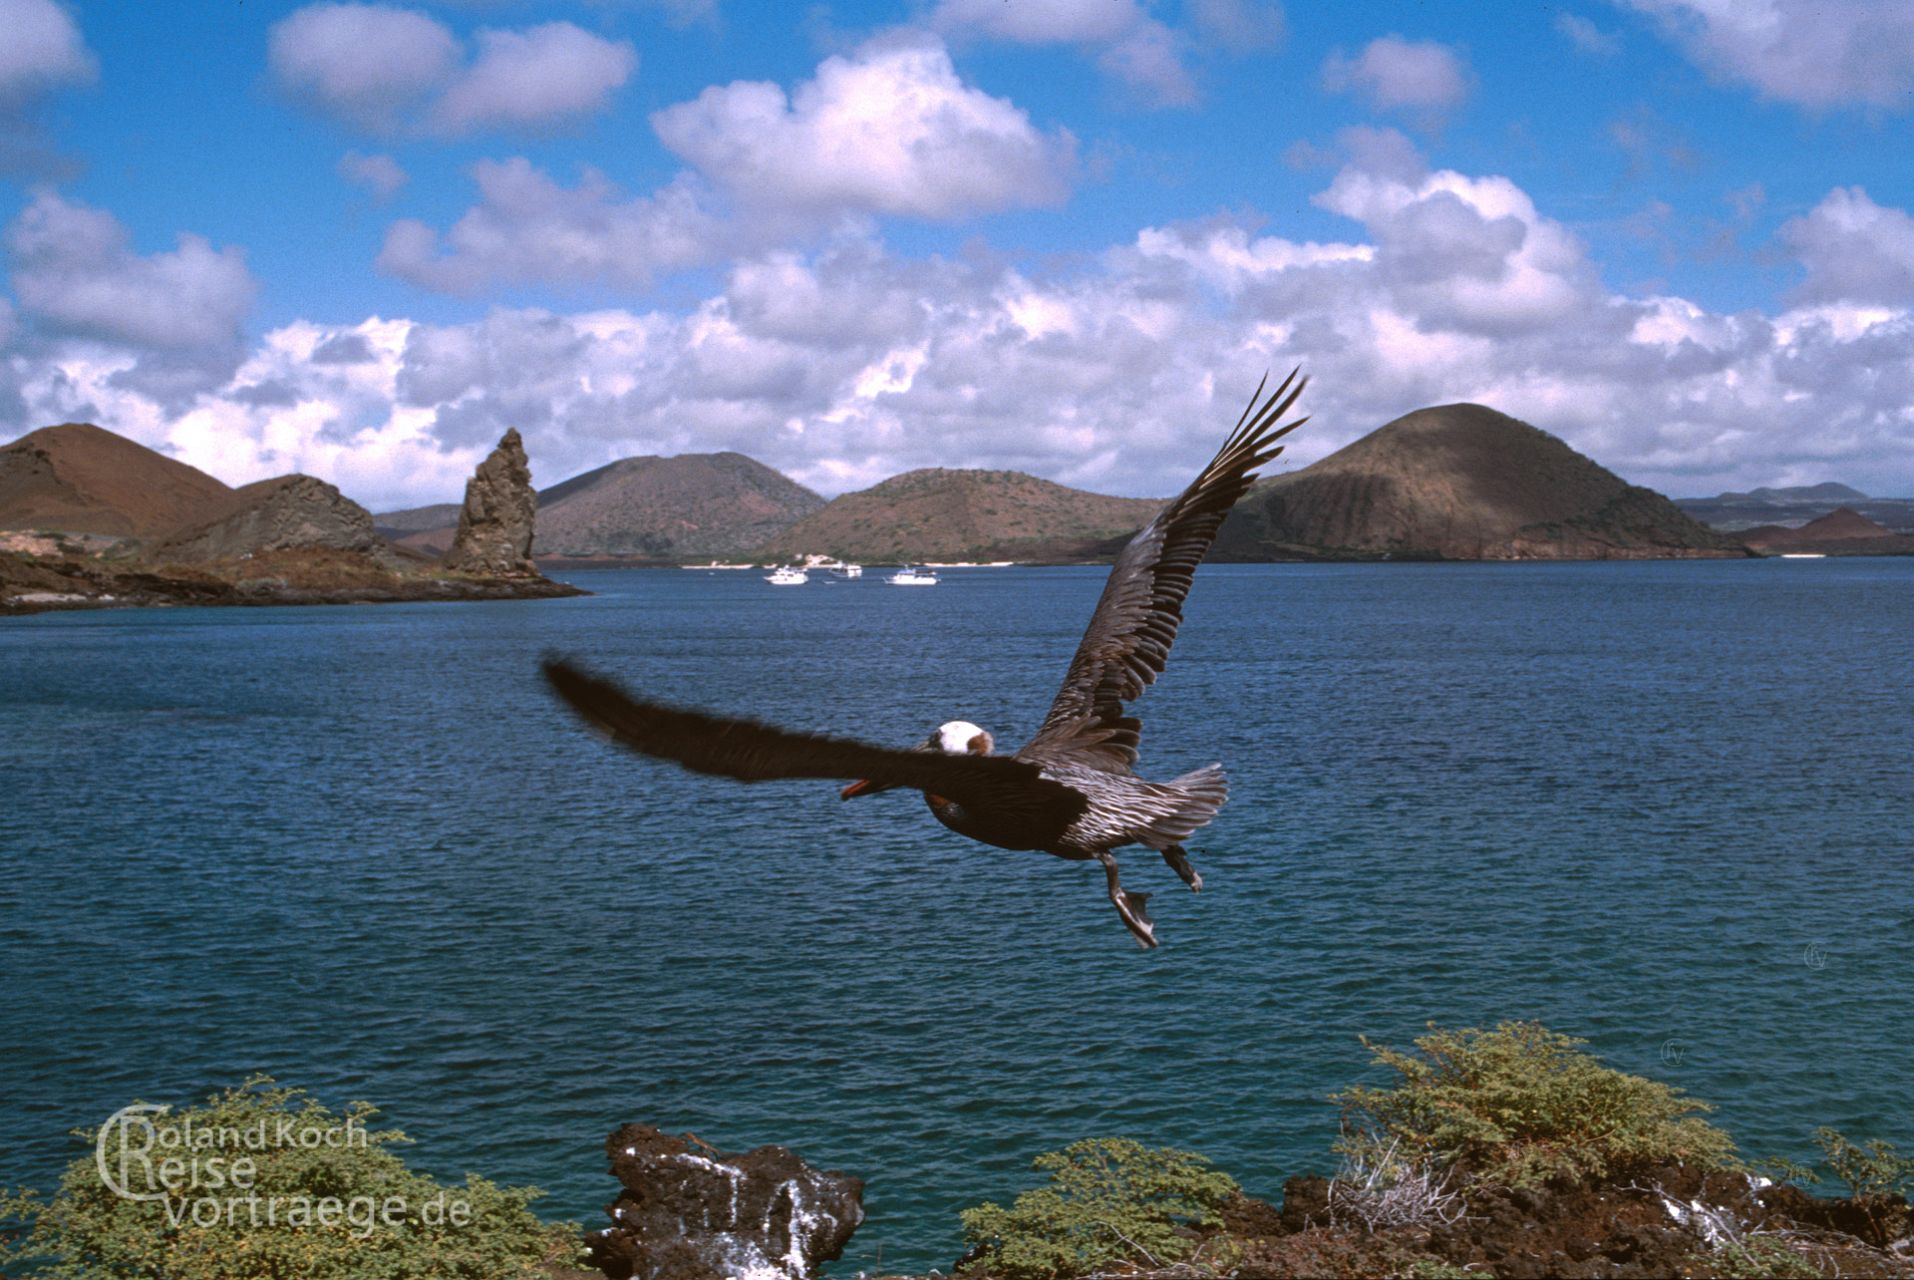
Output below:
[543,371,1307,947]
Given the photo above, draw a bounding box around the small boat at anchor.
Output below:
[765,566,809,585]
[887,567,939,586]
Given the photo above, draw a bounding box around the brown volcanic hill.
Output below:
[1741,507,1914,556]
[766,468,1164,563]
[1745,507,1892,545]
[146,474,385,564]
[0,423,233,537]
[533,452,824,559]
[1213,403,1745,561]
[372,503,461,536]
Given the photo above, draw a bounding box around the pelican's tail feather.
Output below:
[1138,763,1228,849]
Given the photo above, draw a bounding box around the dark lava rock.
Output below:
[1278,1174,1331,1232]
[445,428,538,576]
[589,1125,863,1280]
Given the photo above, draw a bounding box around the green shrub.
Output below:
[1813,1128,1914,1203]
[0,1077,581,1279]
[959,1137,1239,1279]
[1332,1021,1738,1188]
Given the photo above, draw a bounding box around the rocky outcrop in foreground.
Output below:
[589,1125,863,1280]
[444,428,539,576]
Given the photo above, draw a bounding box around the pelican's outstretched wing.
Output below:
[1019,371,1307,771]
[544,659,1088,833]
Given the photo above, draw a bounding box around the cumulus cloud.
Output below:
[930,0,1199,106]
[1321,35,1474,121]
[3,192,259,410]
[428,22,636,134]
[387,37,1077,294]
[0,0,96,102]
[6,192,257,352]
[14,140,1914,511]
[1626,0,1914,110]
[377,160,719,292]
[0,0,98,176]
[338,149,408,199]
[268,4,634,136]
[654,37,1076,220]
[269,4,459,132]
[1781,186,1914,305]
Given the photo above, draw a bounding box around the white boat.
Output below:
[1778,553,1827,560]
[838,563,863,579]
[887,566,939,586]
[765,565,809,585]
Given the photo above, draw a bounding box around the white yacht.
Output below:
[887,566,938,586]
[765,565,809,585]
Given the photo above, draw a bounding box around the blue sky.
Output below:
[2,0,1912,509]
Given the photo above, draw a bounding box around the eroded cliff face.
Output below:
[445,428,539,576]
[589,1125,864,1280]
[145,474,384,564]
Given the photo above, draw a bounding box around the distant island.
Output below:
[9,400,1914,614]
[1213,403,1745,561]
[1675,484,1914,538]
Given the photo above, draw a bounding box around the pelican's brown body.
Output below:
[544,371,1307,948]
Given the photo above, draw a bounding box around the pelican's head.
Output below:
[930,720,993,756]
[840,719,993,799]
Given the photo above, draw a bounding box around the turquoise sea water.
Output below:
[3,561,1911,1273]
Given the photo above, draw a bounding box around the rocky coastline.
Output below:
[1,427,583,616]
[564,1128,1911,1280]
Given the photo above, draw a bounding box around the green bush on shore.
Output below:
[1331,1021,1738,1188]
[0,1078,580,1280]
[959,1137,1239,1280]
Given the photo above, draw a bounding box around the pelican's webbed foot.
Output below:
[1096,851,1157,949]
[1160,844,1202,892]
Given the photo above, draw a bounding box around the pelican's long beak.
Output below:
[840,778,897,799]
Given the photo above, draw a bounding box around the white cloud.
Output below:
[338,149,408,199]
[377,160,719,292]
[653,37,1076,220]
[1555,12,1621,57]
[268,4,459,132]
[1626,0,1914,110]
[0,0,97,176]
[1186,0,1286,51]
[389,36,1080,294]
[0,0,96,102]
[1781,186,1914,305]
[268,4,634,136]
[1321,35,1474,120]
[930,0,1196,106]
[6,192,257,352]
[428,22,636,134]
[13,142,1914,510]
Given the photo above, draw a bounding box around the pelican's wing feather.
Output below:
[1019,371,1307,770]
[544,659,1088,831]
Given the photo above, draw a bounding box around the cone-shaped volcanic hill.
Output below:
[0,423,234,538]
[1213,403,1746,561]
